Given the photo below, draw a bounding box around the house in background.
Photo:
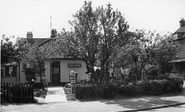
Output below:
[1,32,48,83]
[1,29,87,86]
[173,18,185,74]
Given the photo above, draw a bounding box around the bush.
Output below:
[73,83,118,99]
[72,76,183,100]
[25,68,36,82]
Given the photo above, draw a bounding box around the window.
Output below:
[5,66,16,77]
[5,67,10,77]
[12,66,17,77]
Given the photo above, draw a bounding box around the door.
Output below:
[51,61,60,85]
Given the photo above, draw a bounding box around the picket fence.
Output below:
[1,82,34,103]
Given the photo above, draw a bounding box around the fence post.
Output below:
[11,83,14,102]
[6,83,9,102]
[20,83,23,103]
[2,83,5,101]
[31,80,34,102]
[24,83,28,103]
[22,83,25,103]
[17,83,20,103]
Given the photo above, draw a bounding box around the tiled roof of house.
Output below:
[38,38,56,46]
[174,26,185,34]
[37,37,83,59]
[182,34,185,38]
[27,38,49,45]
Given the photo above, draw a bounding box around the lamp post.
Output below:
[31,79,35,89]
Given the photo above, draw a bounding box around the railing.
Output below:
[0,82,34,103]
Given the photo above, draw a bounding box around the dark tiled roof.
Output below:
[27,38,49,45]
[38,38,56,46]
[174,26,185,34]
[182,34,185,38]
[175,33,185,41]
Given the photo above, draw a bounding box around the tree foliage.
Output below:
[116,30,178,82]
[58,1,131,82]
[23,43,48,88]
[1,35,16,64]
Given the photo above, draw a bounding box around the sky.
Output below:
[0,0,185,42]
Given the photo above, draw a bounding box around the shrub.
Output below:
[73,83,118,99]
[72,76,183,100]
[166,75,184,92]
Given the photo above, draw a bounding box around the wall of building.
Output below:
[19,60,87,84]
[20,62,28,83]
[1,77,16,83]
[178,39,185,58]
[44,61,51,82]
[60,60,87,83]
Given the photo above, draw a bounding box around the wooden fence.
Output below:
[1,82,34,103]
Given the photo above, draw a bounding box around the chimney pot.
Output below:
[27,32,33,39]
[179,18,185,27]
[51,29,57,38]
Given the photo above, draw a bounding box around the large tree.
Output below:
[69,1,100,82]
[65,1,130,82]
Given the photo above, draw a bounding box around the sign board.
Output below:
[68,63,82,68]
[69,71,78,83]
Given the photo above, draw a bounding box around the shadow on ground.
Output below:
[100,96,179,109]
[100,88,185,110]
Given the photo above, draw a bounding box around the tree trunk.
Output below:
[39,62,44,90]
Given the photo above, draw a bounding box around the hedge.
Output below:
[72,76,184,100]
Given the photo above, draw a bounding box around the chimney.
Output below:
[51,29,57,38]
[179,18,185,27]
[27,32,33,39]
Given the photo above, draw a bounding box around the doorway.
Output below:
[51,61,60,85]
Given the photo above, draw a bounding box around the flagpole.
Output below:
[50,16,52,36]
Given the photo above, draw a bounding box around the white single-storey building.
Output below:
[1,30,88,86]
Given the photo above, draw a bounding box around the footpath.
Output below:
[1,82,185,112]
[44,87,67,103]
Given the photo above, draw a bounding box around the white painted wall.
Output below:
[20,62,28,83]
[44,61,51,82]
[19,60,87,83]
[60,60,87,82]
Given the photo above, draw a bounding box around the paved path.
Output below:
[44,87,67,103]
